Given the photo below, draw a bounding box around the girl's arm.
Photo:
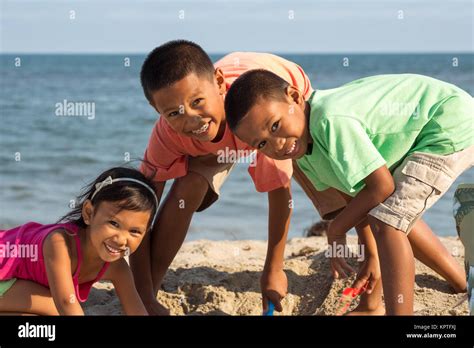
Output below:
[103,258,148,315]
[43,230,85,315]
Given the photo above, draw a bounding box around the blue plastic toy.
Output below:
[264,301,275,316]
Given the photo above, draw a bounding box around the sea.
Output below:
[1,53,473,240]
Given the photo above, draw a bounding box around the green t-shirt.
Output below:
[297,74,474,196]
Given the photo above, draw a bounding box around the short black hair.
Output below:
[140,40,215,103]
[225,69,290,132]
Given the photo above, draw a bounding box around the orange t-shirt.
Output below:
[140,52,314,192]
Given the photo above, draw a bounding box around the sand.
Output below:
[83,236,469,316]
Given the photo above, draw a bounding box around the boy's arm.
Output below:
[334,191,379,257]
[328,192,377,279]
[354,219,379,258]
[328,165,395,240]
[103,258,148,315]
[327,167,393,292]
[262,183,292,312]
[351,219,381,293]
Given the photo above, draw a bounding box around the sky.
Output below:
[0,0,473,54]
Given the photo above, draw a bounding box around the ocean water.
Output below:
[0,53,473,240]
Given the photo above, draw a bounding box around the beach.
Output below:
[1,54,473,241]
[84,235,469,316]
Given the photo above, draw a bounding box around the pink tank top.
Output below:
[0,222,110,302]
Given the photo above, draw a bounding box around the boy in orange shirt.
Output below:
[131,40,466,315]
[130,41,312,314]
[131,40,349,315]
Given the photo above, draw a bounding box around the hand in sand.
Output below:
[327,222,355,279]
[143,298,170,316]
[352,254,380,295]
[261,268,287,313]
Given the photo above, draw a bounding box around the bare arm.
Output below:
[261,183,292,312]
[43,231,85,315]
[336,191,379,258]
[329,174,390,291]
[329,165,395,239]
[265,184,292,271]
[103,258,148,315]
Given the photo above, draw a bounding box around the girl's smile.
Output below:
[103,241,127,258]
[82,200,151,263]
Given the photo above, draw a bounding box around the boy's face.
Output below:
[234,86,310,160]
[150,69,226,142]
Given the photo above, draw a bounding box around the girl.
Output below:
[0,166,159,315]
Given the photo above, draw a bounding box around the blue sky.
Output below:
[1,0,473,53]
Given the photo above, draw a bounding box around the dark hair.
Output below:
[140,40,215,103]
[58,167,158,231]
[225,69,290,132]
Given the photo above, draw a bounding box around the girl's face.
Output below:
[82,200,151,262]
[234,86,310,160]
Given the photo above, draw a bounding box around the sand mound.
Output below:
[84,236,469,316]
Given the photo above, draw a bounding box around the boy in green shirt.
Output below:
[224,70,474,315]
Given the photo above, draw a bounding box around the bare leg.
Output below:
[0,313,37,315]
[0,280,59,315]
[347,279,385,315]
[347,218,465,315]
[369,216,415,315]
[130,213,165,313]
[130,181,166,314]
[408,219,466,292]
[151,172,209,291]
[139,172,209,315]
[347,222,384,315]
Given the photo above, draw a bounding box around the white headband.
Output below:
[91,176,159,229]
